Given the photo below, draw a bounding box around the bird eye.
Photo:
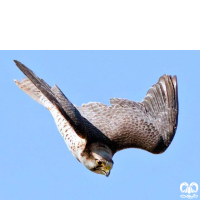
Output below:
[96,160,103,166]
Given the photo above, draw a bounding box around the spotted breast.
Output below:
[15,78,86,161]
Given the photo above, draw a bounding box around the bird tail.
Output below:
[14,60,87,139]
[14,77,52,109]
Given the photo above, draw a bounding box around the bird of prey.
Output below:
[14,60,178,177]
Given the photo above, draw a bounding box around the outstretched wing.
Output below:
[14,60,87,139]
[77,75,178,154]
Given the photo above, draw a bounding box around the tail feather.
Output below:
[14,60,87,139]
[14,78,56,111]
[14,78,47,107]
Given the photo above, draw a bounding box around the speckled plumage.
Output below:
[14,76,86,162]
[14,60,178,177]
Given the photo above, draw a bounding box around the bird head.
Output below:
[88,152,113,177]
[80,143,113,177]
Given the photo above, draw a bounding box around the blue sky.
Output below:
[0,51,199,200]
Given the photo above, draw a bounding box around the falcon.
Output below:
[14,60,178,177]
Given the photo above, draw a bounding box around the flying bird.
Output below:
[14,60,178,177]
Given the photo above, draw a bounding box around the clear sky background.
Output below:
[0,51,199,200]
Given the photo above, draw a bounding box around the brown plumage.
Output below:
[14,60,178,177]
[77,75,178,154]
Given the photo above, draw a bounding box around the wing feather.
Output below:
[14,60,178,155]
[14,60,87,139]
[77,75,178,154]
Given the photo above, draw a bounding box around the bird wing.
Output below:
[77,75,178,154]
[14,60,87,139]
[14,60,178,154]
[14,60,116,153]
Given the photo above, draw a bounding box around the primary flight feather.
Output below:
[14,60,178,177]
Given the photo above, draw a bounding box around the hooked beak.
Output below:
[102,170,110,177]
[105,171,110,177]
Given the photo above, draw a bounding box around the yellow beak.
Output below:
[102,167,111,177]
